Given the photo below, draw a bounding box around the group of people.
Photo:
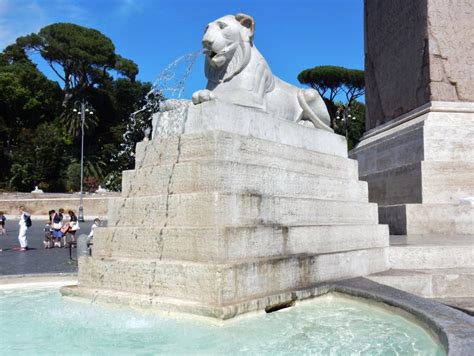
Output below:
[0,206,100,252]
[44,208,80,248]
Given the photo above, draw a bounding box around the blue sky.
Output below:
[0,0,364,99]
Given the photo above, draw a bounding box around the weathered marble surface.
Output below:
[152,101,347,157]
[427,0,474,103]
[65,103,390,319]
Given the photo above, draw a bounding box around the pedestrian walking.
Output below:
[18,205,32,251]
[0,211,6,235]
[66,210,80,246]
[0,211,6,251]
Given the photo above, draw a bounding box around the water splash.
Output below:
[125,49,202,138]
[105,50,202,191]
[151,50,202,138]
[146,51,203,264]
[152,49,202,100]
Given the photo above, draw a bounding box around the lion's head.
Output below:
[202,13,254,83]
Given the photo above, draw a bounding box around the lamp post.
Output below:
[73,100,94,222]
[336,106,356,143]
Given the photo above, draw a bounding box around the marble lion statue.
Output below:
[192,13,332,132]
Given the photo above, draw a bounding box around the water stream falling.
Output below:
[151,49,202,138]
[106,50,201,190]
[145,50,203,261]
[153,50,202,100]
[125,49,202,142]
[114,50,203,262]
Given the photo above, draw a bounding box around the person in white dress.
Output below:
[18,205,31,251]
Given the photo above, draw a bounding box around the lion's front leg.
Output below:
[192,89,216,105]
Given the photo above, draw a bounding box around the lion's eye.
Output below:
[217,22,227,30]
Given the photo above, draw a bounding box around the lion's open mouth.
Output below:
[203,49,218,59]
[203,46,233,67]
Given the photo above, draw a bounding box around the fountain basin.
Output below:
[2,277,472,355]
[0,288,443,355]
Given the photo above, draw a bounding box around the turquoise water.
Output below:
[0,289,444,355]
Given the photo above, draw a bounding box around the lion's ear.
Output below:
[235,13,255,42]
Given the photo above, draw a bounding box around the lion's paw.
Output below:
[192,89,216,105]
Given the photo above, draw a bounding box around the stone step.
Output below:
[78,247,388,306]
[359,161,474,206]
[135,131,359,180]
[92,224,389,262]
[367,268,474,298]
[122,160,368,202]
[107,193,380,227]
[432,297,474,315]
[389,244,474,269]
[379,204,474,235]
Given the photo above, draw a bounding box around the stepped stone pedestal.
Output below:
[351,102,474,234]
[62,101,389,319]
[350,0,474,235]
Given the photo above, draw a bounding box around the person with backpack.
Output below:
[18,205,31,251]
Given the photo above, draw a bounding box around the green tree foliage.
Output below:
[333,101,365,151]
[8,122,66,191]
[0,24,152,193]
[298,65,365,148]
[0,44,62,189]
[298,65,364,106]
[16,23,138,105]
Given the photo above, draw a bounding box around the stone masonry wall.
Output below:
[0,193,119,217]
[364,0,474,130]
[364,0,430,130]
[427,0,474,102]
